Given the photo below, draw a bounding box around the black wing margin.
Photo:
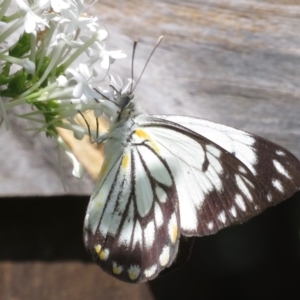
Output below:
[137,115,300,236]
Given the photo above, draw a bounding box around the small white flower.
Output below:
[77,16,99,32]
[38,0,51,9]
[94,86,119,120]
[66,64,99,99]
[15,0,49,34]
[53,33,84,48]
[101,50,127,69]
[97,29,108,42]
[57,136,84,178]
[50,0,71,13]
[56,75,68,87]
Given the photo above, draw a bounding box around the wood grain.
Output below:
[65,0,300,180]
[3,0,300,194]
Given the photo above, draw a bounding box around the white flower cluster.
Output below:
[0,0,127,177]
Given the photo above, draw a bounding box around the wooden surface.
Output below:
[2,0,300,195]
[1,0,300,299]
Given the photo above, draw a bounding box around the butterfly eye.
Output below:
[118,94,134,108]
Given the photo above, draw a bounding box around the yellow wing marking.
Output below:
[135,129,160,153]
[94,244,102,254]
[122,153,130,170]
[112,262,123,275]
[99,249,109,261]
[171,224,178,244]
[97,159,110,183]
[128,265,140,281]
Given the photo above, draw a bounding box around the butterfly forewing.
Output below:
[136,115,300,236]
[84,134,180,282]
[156,115,300,205]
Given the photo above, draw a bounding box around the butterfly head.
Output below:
[110,79,134,110]
[95,37,163,126]
[106,78,143,124]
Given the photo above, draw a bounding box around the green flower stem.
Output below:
[3,97,28,110]
[24,82,58,100]
[0,0,12,21]
[36,25,56,73]
[60,29,80,63]
[0,96,8,130]
[29,34,36,62]
[0,53,27,65]
[46,87,77,100]
[20,40,64,97]
[0,18,23,45]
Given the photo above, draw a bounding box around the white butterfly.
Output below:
[83,40,300,283]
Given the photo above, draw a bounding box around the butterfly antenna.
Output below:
[94,88,121,109]
[77,110,95,144]
[96,117,99,139]
[131,36,163,93]
[130,40,138,93]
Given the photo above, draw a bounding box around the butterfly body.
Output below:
[84,92,300,282]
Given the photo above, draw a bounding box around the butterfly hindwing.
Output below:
[84,134,180,282]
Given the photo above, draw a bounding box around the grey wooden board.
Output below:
[1,0,300,196]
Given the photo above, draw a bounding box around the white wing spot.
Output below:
[168,213,178,244]
[155,186,168,203]
[235,175,253,202]
[272,179,284,193]
[230,206,237,218]
[119,202,134,246]
[205,164,223,191]
[218,211,226,224]
[207,153,223,175]
[243,177,255,188]
[235,194,246,212]
[207,222,214,230]
[133,221,142,248]
[134,150,153,217]
[159,246,170,267]
[206,145,221,158]
[144,264,158,278]
[128,265,141,281]
[276,150,285,156]
[267,193,272,202]
[273,160,291,179]
[233,138,257,175]
[238,166,247,174]
[154,203,163,228]
[112,262,123,275]
[144,221,155,249]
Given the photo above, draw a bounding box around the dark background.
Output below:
[0,192,299,299]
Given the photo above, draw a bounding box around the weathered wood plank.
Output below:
[0,262,153,300]
[3,0,300,194]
